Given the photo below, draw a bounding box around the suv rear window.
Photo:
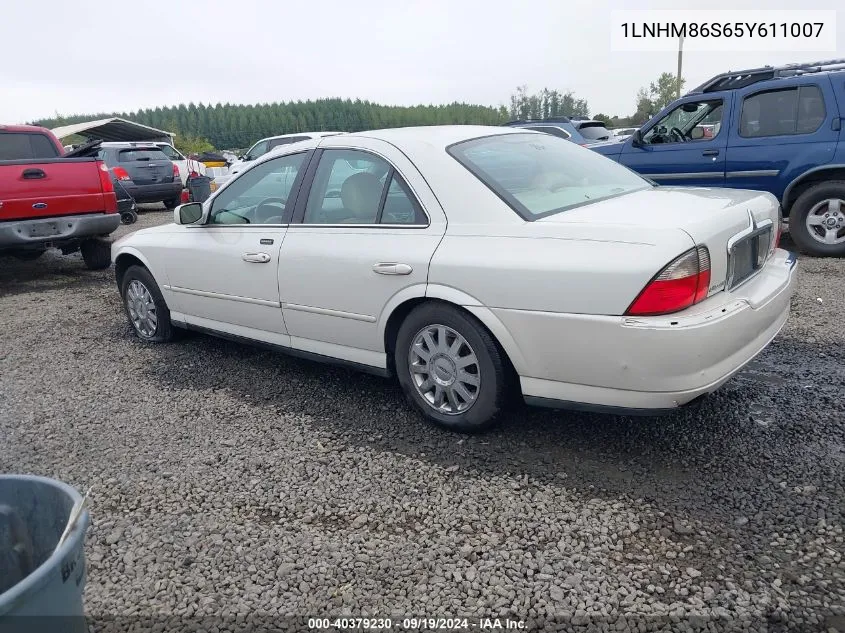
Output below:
[0,132,60,160]
[118,148,170,162]
[577,123,612,141]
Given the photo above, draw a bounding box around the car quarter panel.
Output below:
[428,223,694,315]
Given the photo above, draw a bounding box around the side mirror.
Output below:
[690,126,705,140]
[631,129,644,147]
[174,202,203,225]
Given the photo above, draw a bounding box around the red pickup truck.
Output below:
[0,125,119,269]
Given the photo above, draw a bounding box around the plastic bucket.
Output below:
[0,475,90,633]
[188,175,212,203]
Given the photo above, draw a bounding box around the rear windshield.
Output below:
[578,123,612,140]
[118,148,169,162]
[448,133,650,220]
[0,132,60,160]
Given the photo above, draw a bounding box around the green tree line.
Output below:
[36,99,510,150]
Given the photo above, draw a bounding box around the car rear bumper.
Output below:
[494,249,798,413]
[0,212,121,250]
[124,182,182,203]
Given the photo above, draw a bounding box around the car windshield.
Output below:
[449,133,651,219]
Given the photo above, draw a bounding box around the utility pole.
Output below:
[676,35,684,99]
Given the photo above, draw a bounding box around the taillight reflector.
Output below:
[96,161,114,192]
[113,166,131,181]
[626,246,711,316]
[173,164,180,179]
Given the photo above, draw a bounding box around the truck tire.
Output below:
[80,238,112,270]
[164,197,180,209]
[788,181,845,257]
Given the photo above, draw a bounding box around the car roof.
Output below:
[100,142,163,148]
[0,124,53,134]
[337,125,526,149]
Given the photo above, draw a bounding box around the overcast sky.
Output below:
[1,0,842,124]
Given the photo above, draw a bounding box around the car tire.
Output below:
[164,198,180,209]
[120,265,177,343]
[788,181,845,257]
[80,238,112,270]
[395,302,508,432]
[12,250,46,261]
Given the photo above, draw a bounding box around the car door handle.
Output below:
[372,262,413,275]
[22,168,46,179]
[702,149,719,156]
[242,252,271,263]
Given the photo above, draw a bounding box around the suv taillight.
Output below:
[173,164,180,180]
[625,246,711,316]
[113,166,131,181]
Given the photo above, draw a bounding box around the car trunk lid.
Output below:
[537,186,781,297]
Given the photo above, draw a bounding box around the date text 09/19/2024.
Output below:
[308,617,527,630]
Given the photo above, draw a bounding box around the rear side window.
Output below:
[0,132,60,160]
[740,86,826,137]
[118,149,170,162]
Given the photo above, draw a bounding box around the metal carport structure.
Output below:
[51,117,174,143]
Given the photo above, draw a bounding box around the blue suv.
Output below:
[591,59,845,257]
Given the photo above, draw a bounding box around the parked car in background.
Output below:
[0,125,118,268]
[569,118,613,142]
[590,59,845,257]
[501,118,590,145]
[154,142,207,186]
[112,125,796,432]
[216,132,343,188]
[97,143,183,208]
[612,127,639,140]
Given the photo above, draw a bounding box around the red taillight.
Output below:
[96,161,114,192]
[626,246,711,316]
[173,164,180,180]
[180,189,190,204]
[113,166,131,181]
[774,221,783,249]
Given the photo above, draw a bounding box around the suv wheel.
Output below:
[395,303,508,432]
[80,238,112,270]
[789,181,845,257]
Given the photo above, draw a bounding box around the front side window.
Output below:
[158,145,184,160]
[245,140,269,160]
[303,149,425,225]
[449,133,650,220]
[642,100,724,144]
[209,152,306,225]
[740,86,825,137]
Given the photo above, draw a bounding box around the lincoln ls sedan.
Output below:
[111,126,797,431]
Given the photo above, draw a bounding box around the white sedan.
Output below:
[111,126,797,431]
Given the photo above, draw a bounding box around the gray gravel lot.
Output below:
[0,208,843,632]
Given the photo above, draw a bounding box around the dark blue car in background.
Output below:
[591,59,845,257]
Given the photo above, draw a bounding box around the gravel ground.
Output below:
[0,209,843,632]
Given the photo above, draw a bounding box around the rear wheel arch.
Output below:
[782,165,845,213]
[383,294,527,380]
